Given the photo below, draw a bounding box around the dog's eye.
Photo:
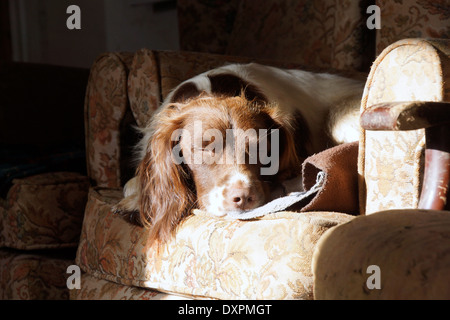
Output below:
[202,135,223,155]
[203,143,221,157]
[204,144,216,154]
[202,135,215,147]
[192,143,218,155]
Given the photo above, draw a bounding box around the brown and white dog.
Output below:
[114,63,365,243]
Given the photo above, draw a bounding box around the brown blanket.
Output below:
[300,141,359,214]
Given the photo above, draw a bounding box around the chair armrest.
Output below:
[360,101,450,211]
[360,101,450,130]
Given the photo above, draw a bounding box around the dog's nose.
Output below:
[227,187,258,211]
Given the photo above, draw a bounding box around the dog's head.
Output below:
[116,78,303,243]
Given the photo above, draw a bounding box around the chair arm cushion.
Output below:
[313,209,450,299]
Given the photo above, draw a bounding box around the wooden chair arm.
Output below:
[360,101,450,131]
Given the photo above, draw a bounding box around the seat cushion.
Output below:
[0,144,86,198]
[71,273,192,300]
[1,172,89,250]
[76,187,354,300]
[0,248,75,300]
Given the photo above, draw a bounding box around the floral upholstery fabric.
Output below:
[177,0,240,55]
[71,273,192,300]
[178,1,450,71]
[76,188,354,300]
[84,52,135,188]
[313,209,450,299]
[358,38,450,214]
[226,0,370,71]
[127,50,161,129]
[1,172,89,250]
[0,249,75,300]
[178,0,372,72]
[376,0,450,54]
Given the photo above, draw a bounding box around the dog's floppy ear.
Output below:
[115,104,196,243]
[137,105,197,243]
[264,107,304,181]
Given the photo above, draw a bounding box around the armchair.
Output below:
[1,0,448,301]
[71,38,450,300]
[74,50,355,300]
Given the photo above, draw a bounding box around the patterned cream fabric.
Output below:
[0,249,74,300]
[226,0,369,71]
[358,38,450,214]
[127,50,161,128]
[1,172,89,250]
[177,0,240,55]
[178,0,372,72]
[84,52,134,188]
[313,209,450,299]
[76,188,354,300]
[376,0,450,54]
[71,273,191,300]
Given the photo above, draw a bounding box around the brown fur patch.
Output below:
[208,74,267,103]
[171,82,201,103]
